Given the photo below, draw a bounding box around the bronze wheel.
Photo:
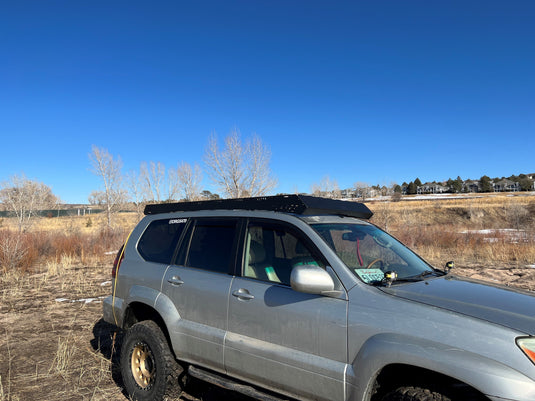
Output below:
[130,341,155,389]
[121,320,185,401]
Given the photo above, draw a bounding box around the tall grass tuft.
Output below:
[0,227,129,274]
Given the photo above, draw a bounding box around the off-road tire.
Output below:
[382,386,452,401]
[121,320,185,401]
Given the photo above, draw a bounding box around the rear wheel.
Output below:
[121,320,185,401]
[382,386,451,401]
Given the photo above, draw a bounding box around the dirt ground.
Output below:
[1,262,534,401]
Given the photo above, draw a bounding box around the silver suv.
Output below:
[103,195,535,401]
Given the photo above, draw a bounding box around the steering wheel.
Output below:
[367,258,384,270]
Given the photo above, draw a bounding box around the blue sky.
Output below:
[1,1,534,204]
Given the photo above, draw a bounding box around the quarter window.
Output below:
[137,219,187,264]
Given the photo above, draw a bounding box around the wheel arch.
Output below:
[123,287,182,359]
[369,364,488,401]
[348,332,533,401]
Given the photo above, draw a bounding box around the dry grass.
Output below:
[368,193,535,267]
[0,195,534,400]
[0,264,249,401]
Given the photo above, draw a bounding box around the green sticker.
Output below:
[354,269,384,283]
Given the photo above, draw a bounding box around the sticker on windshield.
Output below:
[354,269,384,283]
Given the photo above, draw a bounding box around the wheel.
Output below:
[382,386,451,401]
[121,320,185,401]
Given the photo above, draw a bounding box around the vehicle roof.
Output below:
[143,194,373,220]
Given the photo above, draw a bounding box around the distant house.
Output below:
[340,189,356,199]
[463,180,481,193]
[494,179,519,192]
[417,183,448,194]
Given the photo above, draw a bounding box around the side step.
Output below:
[188,365,291,401]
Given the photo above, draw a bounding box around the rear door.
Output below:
[162,217,240,373]
[225,219,348,401]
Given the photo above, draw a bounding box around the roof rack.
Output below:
[143,194,373,219]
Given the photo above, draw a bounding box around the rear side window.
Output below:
[137,218,187,264]
[185,220,237,274]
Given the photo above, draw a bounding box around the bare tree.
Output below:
[125,169,145,218]
[204,129,277,198]
[311,176,341,199]
[0,174,60,232]
[354,182,370,201]
[89,145,127,228]
[174,162,203,201]
[140,161,166,202]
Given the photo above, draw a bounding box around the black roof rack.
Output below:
[143,194,373,219]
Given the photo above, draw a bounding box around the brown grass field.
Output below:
[1,193,534,400]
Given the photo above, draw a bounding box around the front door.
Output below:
[225,219,348,401]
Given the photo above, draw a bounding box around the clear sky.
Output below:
[1,1,534,204]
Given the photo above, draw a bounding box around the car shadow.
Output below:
[90,318,126,395]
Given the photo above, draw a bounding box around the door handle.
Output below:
[167,276,184,286]
[232,289,255,300]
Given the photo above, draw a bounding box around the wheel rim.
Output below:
[130,341,155,389]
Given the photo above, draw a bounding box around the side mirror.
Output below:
[290,264,335,295]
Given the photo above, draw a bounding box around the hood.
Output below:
[381,275,535,335]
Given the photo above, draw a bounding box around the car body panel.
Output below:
[380,275,535,335]
[161,265,233,373]
[225,276,348,401]
[102,199,535,401]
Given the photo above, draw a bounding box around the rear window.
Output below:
[137,218,187,264]
[185,220,237,274]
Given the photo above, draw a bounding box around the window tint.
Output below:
[244,222,324,285]
[138,219,187,264]
[185,221,237,274]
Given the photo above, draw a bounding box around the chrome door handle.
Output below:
[167,276,184,286]
[232,289,254,300]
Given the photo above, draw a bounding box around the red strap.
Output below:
[357,238,364,266]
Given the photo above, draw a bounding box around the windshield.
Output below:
[311,223,436,285]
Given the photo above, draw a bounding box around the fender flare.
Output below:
[347,332,535,401]
[124,285,182,331]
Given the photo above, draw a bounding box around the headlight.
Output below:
[517,337,535,365]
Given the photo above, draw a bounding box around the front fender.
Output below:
[347,333,535,401]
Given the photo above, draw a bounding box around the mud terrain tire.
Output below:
[121,320,184,401]
[382,386,452,401]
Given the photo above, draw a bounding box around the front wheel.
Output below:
[120,320,185,401]
[382,386,451,401]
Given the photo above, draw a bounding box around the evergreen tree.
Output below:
[453,176,463,193]
[407,181,417,195]
[519,177,534,191]
[479,175,493,192]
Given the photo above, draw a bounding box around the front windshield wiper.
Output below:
[397,270,440,282]
[372,270,439,287]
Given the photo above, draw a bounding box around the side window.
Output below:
[185,220,237,274]
[137,218,187,264]
[244,221,324,285]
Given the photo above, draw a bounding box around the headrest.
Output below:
[249,241,266,264]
